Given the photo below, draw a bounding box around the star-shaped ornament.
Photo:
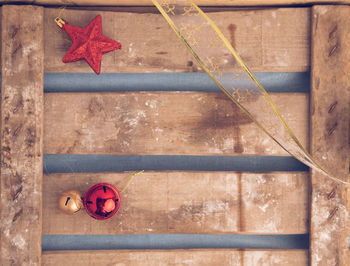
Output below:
[56,15,121,74]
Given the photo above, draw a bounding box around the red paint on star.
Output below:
[61,15,121,74]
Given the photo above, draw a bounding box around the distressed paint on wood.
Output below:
[0,5,44,266]
[42,249,308,266]
[44,92,308,155]
[43,172,308,235]
[44,8,310,73]
[5,0,350,6]
[310,5,350,266]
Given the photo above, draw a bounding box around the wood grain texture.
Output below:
[42,249,308,266]
[0,5,44,266]
[44,8,310,73]
[310,5,350,266]
[44,92,308,155]
[3,0,350,6]
[43,171,308,235]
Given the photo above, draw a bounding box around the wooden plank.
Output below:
[0,5,44,266]
[42,249,308,266]
[44,8,310,73]
[310,5,350,266]
[4,0,350,6]
[43,171,308,234]
[44,92,308,155]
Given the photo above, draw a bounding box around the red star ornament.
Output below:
[60,15,121,74]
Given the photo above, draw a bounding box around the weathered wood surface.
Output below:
[4,0,350,6]
[43,171,308,235]
[43,249,308,266]
[310,5,350,266]
[44,92,308,155]
[0,5,44,266]
[44,8,310,73]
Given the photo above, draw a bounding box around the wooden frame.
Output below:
[1,0,350,6]
[0,3,349,265]
[310,5,350,265]
[1,5,44,265]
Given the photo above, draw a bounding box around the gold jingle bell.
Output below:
[58,190,83,215]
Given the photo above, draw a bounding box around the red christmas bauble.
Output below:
[83,183,121,220]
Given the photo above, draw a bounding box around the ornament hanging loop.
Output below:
[55,17,65,28]
[55,6,66,28]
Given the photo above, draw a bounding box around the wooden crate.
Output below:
[0,2,349,266]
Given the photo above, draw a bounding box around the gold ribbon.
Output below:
[152,0,349,185]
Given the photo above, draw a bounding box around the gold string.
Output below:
[56,5,66,20]
[192,3,349,185]
[117,170,144,194]
[152,0,350,185]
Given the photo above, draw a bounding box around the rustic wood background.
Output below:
[0,4,349,266]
